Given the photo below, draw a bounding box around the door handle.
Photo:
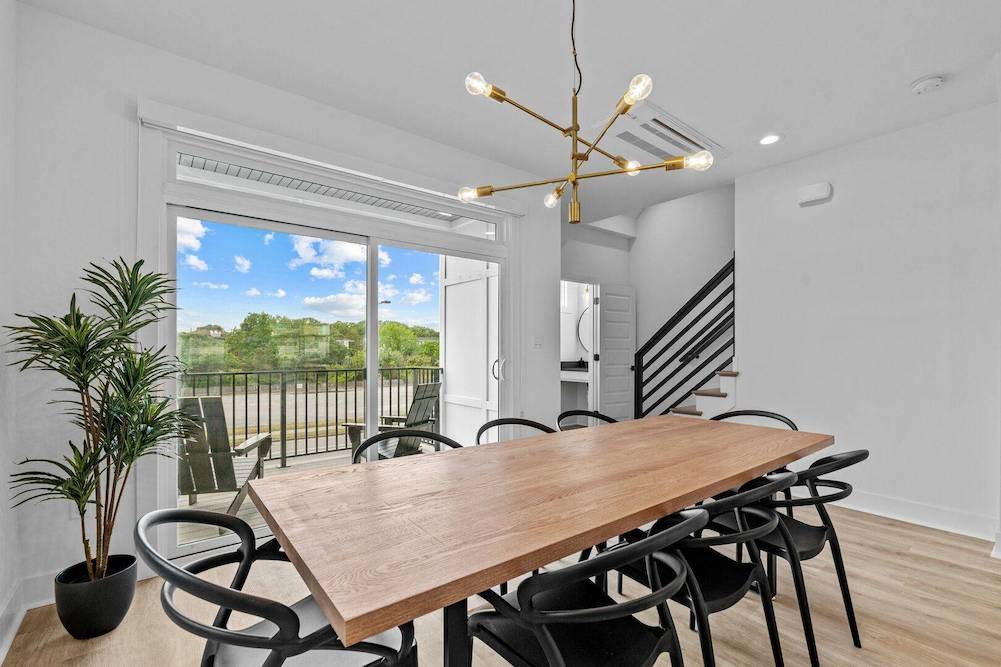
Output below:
[491,358,500,380]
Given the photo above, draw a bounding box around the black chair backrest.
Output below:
[135,509,406,664]
[476,417,555,444]
[651,472,797,549]
[556,409,618,431]
[352,428,462,464]
[517,509,709,627]
[711,410,798,431]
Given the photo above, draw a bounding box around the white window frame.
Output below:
[135,100,523,564]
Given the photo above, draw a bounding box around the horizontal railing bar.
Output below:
[640,300,736,384]
[663,357,734,414]
[636,256,734,359]
[640,288,736,374]
[678,313,735,365]
[641,339,734,417]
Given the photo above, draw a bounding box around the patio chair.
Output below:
[177,396,272,515]
[344,381,441,453]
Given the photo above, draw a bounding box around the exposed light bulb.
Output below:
[684,150,714,172]
[544,192,559,208]
[465,72,491,97]
[623,74,653,105]
[625,160,641,176]
[458,186,479,202]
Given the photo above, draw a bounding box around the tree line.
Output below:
[178,312,439,372]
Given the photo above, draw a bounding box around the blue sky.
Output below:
[176,216,440,332]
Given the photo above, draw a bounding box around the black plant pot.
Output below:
[54,554,137,639]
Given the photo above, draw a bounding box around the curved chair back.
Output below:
[135,509,409,665]
[475,417,555,445]
[353,429,462,464]
[652,472,797,551]
[710,410,798,430]
[762,450,869,528]
[518,509,708,628]
[556,409,618,431]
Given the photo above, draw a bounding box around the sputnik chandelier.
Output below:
[457,0,714,224]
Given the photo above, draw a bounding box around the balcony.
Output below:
[176,366,441,543]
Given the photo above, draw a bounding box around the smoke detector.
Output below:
[910,75,944,96]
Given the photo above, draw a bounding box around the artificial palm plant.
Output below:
[7,258,190,581]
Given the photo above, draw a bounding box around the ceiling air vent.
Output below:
[605,101,728,163]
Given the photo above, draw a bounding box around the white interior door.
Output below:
[441,256,499,443]
[598,284,636,420]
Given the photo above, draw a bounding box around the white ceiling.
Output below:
[24,0,1001,223]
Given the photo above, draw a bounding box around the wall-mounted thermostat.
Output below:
[797,182,833,207]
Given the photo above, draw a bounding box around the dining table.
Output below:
[248,414,834,667]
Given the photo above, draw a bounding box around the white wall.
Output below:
[629,185,735,346]
[561,223,631,286]
[0,0,22,654]
[736,103,1001,540]
[10,4,560,607]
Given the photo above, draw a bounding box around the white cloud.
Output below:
[408,273,425,285]
[263,232,274,245]
[386,274,397,282]
[309,267,344,280]
[234,255,252,273]
[340,280,397,301]
[184,254,208,271]
[378,250,391,267]
[192,281,229,290]
[343,279,366,294]
[243,287,261,296]
[288,235,366,271]
[302,293,366,320]
[400,288,431,305]
[269,288,287,298]
[177,217,207,252]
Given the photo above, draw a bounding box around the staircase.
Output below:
[633,256,736,419]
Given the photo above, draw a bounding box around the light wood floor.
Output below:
[5,505,1001,666]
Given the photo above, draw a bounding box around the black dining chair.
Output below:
[615,471,797,667]
[476,417,555,444]
[469,508,709,667]
[135,508,417,667]
[713,449,870,666]
[352,428,462,464]
[556,409,618,431]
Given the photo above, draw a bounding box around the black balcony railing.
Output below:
[179,366,442,465]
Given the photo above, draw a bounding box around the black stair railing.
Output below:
[634,256,735,418]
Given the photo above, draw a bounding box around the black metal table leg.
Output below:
[443,597,470,667]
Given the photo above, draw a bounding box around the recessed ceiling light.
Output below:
[911,75,944,96]
[759,134,781,146]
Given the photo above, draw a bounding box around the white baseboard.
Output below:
[992,533,1001,560]
[835,489,998,543]
[0,578,25,664]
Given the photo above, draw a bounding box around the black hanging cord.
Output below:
[571,0,583,95]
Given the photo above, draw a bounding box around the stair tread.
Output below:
[693,387,727,398]
[671,405,703,416]
[718,371,739,377]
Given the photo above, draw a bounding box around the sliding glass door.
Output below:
[161,207,505,557]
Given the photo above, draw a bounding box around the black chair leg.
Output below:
[756,570,784,667]
[686,578,716,667]
[689,608,696,631]
[828,535,862,648]
[767,552,778,597]
[786,553,820,667]
[499,581,508,595]
[617,572,624,596]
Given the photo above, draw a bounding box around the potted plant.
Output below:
[7,258,190,639]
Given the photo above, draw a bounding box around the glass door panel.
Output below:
[172,209,367,549]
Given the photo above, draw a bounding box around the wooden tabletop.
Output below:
[248,415,833,645]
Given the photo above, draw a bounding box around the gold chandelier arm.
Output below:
[492,90,624,167]
[488,173,574,194]
[578,111,621,163]
[575,156,685,181]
